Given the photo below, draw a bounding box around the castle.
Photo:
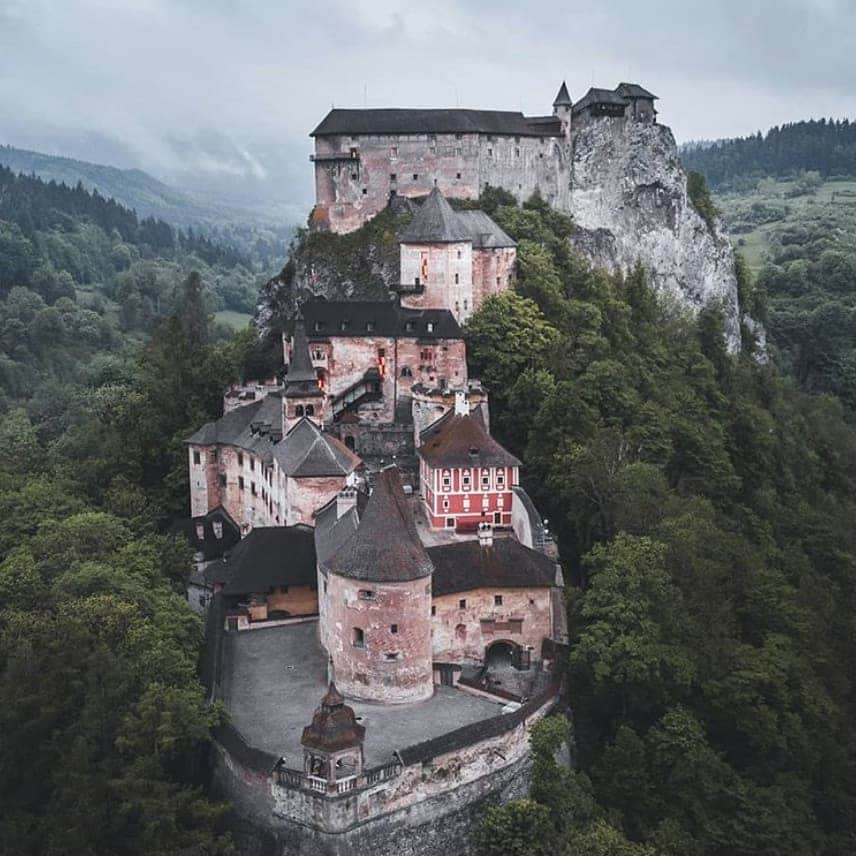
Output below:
[182,79,666,855]
[310,81,657,233]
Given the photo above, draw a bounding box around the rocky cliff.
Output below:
[568,120,741,350]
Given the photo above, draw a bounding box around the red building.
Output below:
[418,401,520,531]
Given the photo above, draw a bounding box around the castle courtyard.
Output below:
[220,620,512,767]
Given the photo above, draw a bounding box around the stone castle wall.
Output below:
[314,131,570,234]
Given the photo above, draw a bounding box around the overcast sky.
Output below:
[1,0,855,206]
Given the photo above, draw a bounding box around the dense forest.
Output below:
[462,190,856,855]
[681,118,856,190]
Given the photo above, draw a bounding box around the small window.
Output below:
[390,146,398,158]
[515,148,520,157]
[362,188,368,195]
[431,605,436,616]
[412,173,418,180]
[251,482,257,496]
[213,521,223,539]
[340,320,350,331]
[391,624,398,634]
[193,450,201,465]
[442,498,450,511]
[390,173,397,181]
[455,133,463,140]
[249,458,255,472]
[496,276,501,286]
[295,404,304,417]
[366,321,374,332]
[459,599,466,609]
[405,321,415,332]
[446,517,455,529]
[494,595,503,606]
[426,322,434,333]
[358,589,375,600]
[401,366,413,378]
[195,523,204,540]
[454,273,459,284]
[378,348,386,358]
[488,148,492,157]
[351,172,358,180]
[352,627,365,648]
[305,404,314,416]
[385,652,399,661]
[462,473,471,491]
[457,250,462,259]
[456,172,462,179]
[239,476,245,490]
[238,452,243,467]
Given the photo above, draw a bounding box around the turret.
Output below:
[301,682,365,790]
[553,81,573,138]
[284,317,325,431]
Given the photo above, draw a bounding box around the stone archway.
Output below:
[485,639,529,671]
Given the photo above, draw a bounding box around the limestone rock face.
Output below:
[568,120,741,350]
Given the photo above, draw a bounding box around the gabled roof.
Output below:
[455,210,517,249]
[311,108,564,138]
[428,538,557,596]
[219,525,317,595]
[285,319,324,399]
[185,394,283,460]
[324,466,433,582]
[419,412,521,469]
[303,300,462,341]
[553,81,572,107]
[615,82,658,100]
[572,87,629,114]
[168,506,241,562]
[399,187,471,244]
[274,417,360,478]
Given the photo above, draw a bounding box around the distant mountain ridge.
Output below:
[0,144,211,226]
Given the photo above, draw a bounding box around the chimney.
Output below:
[478,521,493,548]
[454,389,468,416]
[337,486,358,519]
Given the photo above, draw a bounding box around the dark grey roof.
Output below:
[553,81,572,107]
[186,397,359,476]
[313,490,370,567]
[324,466,433,582]
[311,108,565,138]
[186,394,283,461]
[399,187,470,243]
[168,506,241,562]
[274,417,360,478]
[427,538,557,596]
[455,210,517,249]
[285,319,324,399]
[219,525,317,596]
[303,300,462,340]
[615,82,658,100]
[572,87,629,114]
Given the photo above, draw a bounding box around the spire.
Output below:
[399,187,470,244]
[553,81,572,107]
[301,683,365,753]
[285,317,323,398]
[325,465,433,582]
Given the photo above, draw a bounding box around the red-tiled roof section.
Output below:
[418,413,521,469]
[325,466,433,582]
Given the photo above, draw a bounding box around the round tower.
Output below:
[552,81,573,138]
[320,466,434,703]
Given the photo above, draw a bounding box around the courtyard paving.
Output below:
[220,619,508,768]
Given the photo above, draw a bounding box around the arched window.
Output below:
[295,405,304,417]
[305,404,314,416]
[401,366,413,378]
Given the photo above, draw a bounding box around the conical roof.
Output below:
[325,466,433,582]
[553,81,572,107]
[301,683,365,753]
[399,187,470,244]
[285,318,323,398]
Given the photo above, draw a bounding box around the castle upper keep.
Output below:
[310,81,657,233]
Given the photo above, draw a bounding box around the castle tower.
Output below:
[301,682,365,789]
[398,187,474,322]
[320,466,434,703]
[553,81,573,138]
[284,318,325,431]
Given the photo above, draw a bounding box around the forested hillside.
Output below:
[681,118,856,190]
[464,192,856,855]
